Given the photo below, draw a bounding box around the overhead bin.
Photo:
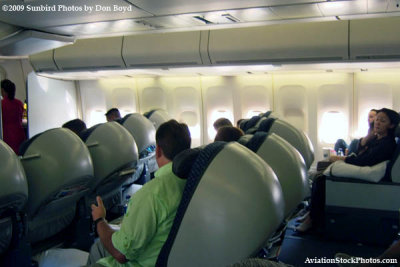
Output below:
[29,50,58,72]
[122,31,204,67]
[350,17,400,60]
[54,37,125,70]
[208,21,349,64]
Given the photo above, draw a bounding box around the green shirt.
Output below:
[98,162,186,267]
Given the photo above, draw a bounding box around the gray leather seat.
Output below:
[257,118,314,170]
[121,113,157,183]
[81,121,138,211]
[241,132,309,218]
[20,128,93,244]
[144,109,171,130]
[0,140,28,256]
[157,142,284,267]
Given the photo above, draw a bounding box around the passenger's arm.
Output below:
[91,196,127,264]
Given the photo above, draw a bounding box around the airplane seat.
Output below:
[156,142,284,267]
[239,116,261,133]
[0,140,28,256]
[324,124,400,246]
[19,128,94,244]
[242,132,309,218]
[144,109,171,130]
[257,118,315,170]
[120,113,157,185]
[80,122,138,213]
[241,116,268,135]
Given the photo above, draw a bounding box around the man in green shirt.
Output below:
[88,119,191,266]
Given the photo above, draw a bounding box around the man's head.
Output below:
[213,117,233,131]
[1,79,16,100]
[105,108,121,122]
[62,119,87,136]
[214,126,244,142]
[155,119,191,168]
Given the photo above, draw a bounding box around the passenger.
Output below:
[214,126,244,142]
[297,108,400,233]
[335,239,400,267]
[1,79,26,154]
[62,119,87,136]
[334,109,377,155]
[105,108,121,122]
[87,119,191,266]
[213,117,233,131]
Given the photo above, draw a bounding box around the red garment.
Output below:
[1,97,26,154]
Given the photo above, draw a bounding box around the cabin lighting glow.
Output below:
[208,110,233,140]
[89,110,106,127]
[246,110,263,118]
[320,111,347,144]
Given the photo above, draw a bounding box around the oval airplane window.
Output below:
[320,111,347,144]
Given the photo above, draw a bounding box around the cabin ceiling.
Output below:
[1,0,400,56]
[1,0,400,39]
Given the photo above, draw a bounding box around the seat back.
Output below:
[144,109,171,130]
[0,140,28,255]
[385,124,400,182]
[121,113,157,175]
[244,132,309,217]
[82,122,138,191]
[258,118,314,169]
[20,128,93,243]
[157,142,284,267]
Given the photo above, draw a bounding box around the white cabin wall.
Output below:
[79,79,138,127]
[27,72,78,137]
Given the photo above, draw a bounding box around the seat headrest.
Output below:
[84,122,138,183]
[20,128,94,216]
[0,140,28,213]
[240,116,261,133]
[79,124,101,142]
[157,142,284,266]
[245,132,269,152]
[173,148,202,179]
[237,134,253,146]
[145,109,171,130]
[257,118,276,133]
[121,113,156,155]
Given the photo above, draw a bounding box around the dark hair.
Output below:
[62,119,87,135]
[214,126,244,142]
[370,109,378,113]
[156,119,191,160]
[105,108,121,117]
[1,79,16,100]
[213,117,233,130]
[377,108,400,136]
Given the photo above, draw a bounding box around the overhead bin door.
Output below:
[54,37,125,70]
[123,31,203,67]
[208,21,349,64]
[30,50,58,72]
[350,17,400,60]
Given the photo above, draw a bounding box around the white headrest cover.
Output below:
[148,109,171,130]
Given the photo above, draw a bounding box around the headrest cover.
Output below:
[257,118,276,133]
[79,124,101,142]
[246,132,269,153]
[172,148,202,179]
[240,116,261,132]
[237,134,253,146]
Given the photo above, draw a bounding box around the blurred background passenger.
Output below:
[334,109,377,155]
[213,117,233,131]
[62,118,87,136]
[214,126,244,142]
[105,108,121,122]
[1,79,26,154]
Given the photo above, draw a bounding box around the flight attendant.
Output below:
[1,79,26,154]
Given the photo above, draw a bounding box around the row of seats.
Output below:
[0,113,159,263]
[239,112,315,170]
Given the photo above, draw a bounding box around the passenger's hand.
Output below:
[329,155,346,162]
[91,196,106,221]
